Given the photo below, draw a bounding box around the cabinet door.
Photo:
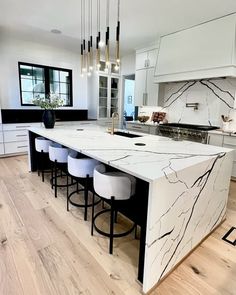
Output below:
[99,76,108,119]
[146,68,159,106]
[134,69,147,106]
[136,52,148,70]
[110,77,119,117]
[147,49,158,68]
[207,133,223,146]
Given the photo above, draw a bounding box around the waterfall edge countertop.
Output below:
[28,124,232,183]
[28,124,234,293]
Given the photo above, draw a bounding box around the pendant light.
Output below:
[115,0,120,71]
[105,0,110,68]
[80,0,121,76]
[96,0,101,70]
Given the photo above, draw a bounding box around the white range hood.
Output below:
[154,13,236,83]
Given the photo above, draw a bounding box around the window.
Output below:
[18,62,73,106]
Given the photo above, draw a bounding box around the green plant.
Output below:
[32,93,64,109]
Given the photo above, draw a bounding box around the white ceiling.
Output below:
[0,0,236,56]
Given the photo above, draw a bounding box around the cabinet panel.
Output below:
[4,141,28,154]
[146,68,159,106]
[3,130,28,142]
[134,69,147,106]
[136,52,148,70]
[126,123,150,133]
[147,49,158,68]
[0,132,3,143]
[3,123,41,131]
[0,143,4,155]
[207,133,223,146]
[223,136,236,146]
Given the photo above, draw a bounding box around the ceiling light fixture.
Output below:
[80,0,121,77]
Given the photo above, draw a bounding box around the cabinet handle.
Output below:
[16,125,31,128]
[146,59,150,67]
[17,145,28,148]
[16,134,27,137]
[143,93,148,106]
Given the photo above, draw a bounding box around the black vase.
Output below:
[42,110,55,129]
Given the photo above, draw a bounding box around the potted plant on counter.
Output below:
[33,93,63,128]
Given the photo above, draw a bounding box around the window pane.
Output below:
[20,65,33,78]
[49,69,60,82]
[32,80,45,93]
[22,92,34,104]
[33,92,45,99]
[60,94,69,105]
[33,67,44,80]
[60,83,69,94]
[60,71,70,83]
[50,82,60,93]
[21,79,33,92]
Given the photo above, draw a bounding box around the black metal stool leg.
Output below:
[41,150,45,182]
[54,160,58,198]
[109,196,115,254]
[84,175,89,221]
[51,162,54,189]
[67,174,69,211]
[91,192,95,236]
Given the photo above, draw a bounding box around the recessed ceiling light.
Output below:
[51,29,62,34]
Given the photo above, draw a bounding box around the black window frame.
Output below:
[18,62,73,107]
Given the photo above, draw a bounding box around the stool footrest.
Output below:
[93,209,136,238]
[68,190,101,208]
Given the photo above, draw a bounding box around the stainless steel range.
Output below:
[157,123,220,144]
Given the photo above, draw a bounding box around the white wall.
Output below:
[159,78,236,127]
[121,53,135,76]
[0,31,87,109]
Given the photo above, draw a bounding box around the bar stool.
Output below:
[67,153,100,221]
[49,143,74,198]
[35,137,52,182]
[91,164,137,254]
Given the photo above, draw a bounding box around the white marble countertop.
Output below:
[29,123,233,183]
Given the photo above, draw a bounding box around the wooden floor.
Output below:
[0,155,236,295]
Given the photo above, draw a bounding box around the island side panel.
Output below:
[142,151,234,293]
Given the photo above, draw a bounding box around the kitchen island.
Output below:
[28,123,233,293]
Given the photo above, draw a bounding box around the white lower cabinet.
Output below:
[4,142,28,154]
[2,123,41,155]
[126,122,157,134]
[208,132,236,177]
[0,143,4,155]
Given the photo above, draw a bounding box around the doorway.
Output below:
[123,74,135,119]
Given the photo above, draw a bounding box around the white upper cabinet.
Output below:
[155,14,236,83]
[135,46,159,106]
[136,48,158,70]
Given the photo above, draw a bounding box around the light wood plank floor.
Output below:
[0,155,236,295]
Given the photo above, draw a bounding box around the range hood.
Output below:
[154,13,236,83]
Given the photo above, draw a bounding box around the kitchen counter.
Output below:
[28,123,234,293]
[209,129,236,137]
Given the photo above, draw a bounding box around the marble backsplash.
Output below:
[159,78,236,127]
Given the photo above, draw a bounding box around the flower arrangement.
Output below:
[32,93,64,109]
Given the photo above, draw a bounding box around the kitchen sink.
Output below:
[114,131,143,138]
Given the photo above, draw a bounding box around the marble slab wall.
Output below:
[160,78,236,126]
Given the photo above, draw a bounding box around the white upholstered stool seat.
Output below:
[91,164,137,254]
[67,153,100,220]
[49,143,75,198]
[35,137,52,182]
